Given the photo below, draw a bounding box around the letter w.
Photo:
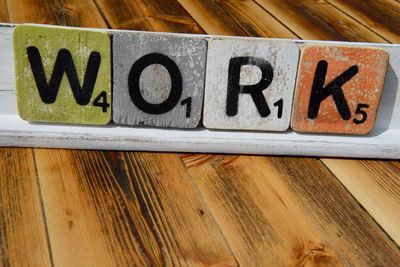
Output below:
[27,46,101,105]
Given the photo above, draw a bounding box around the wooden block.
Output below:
[14,25,112,125]
[291,45,389,134]
[112,32,206,128]
[203,39,299,131]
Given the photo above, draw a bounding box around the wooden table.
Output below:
[1,0,399,266]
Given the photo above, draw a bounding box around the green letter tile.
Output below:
[14,25,111,125]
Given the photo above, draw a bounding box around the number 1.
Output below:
[180,97,192,118]
[274,99,283,119]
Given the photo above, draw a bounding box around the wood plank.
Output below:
[321,159,400,246]
[254,0,387,42]
[181,154,400,266]
[0,148,52,267]
[120,152,236,265]
[392,161,400,169]
[177,0,297,38]
[95,0,204,33]
[34,149,236,266]
[326,0,400,43]
[32,149,117,266]
[6,0,106,27]
[0,0,9,22]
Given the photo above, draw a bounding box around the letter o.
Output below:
[128,53,182,114]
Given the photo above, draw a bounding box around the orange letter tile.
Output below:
[291,45,389,134]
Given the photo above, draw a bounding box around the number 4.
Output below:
[93,91,110,113]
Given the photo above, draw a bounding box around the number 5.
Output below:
[353,103,369,124]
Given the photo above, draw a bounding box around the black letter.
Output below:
[226,57,273,117]
[308,60,358,120]
[128,53,182,114]
[27,46,101,105]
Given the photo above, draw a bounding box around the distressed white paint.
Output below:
[113,31,206,128]
[0,24,399,158]
[0,116,398,158]
[203,39,299,131]
[0,25,15,91]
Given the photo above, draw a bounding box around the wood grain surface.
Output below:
[326,0,400,43]
[6,0,106,27]
[254,0,386,42]
[0,0,399,266]
[178,0,400,254]
[177,0,297,38]
[322,158,400,245]
[0,0,8,22]
[0,149,52,267]
[95,0,204,33]
[181,154,400,266]
[34,149,235,266]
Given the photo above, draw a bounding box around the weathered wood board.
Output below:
[33,149,237,266]
[203,38,299,131]
[181,154,400,266]
[14,25,112,125]
[0,24,399,158]
[0,148,52,267]
[112,31,206,128]
[321,158,400,246]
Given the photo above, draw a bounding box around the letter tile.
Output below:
[291,45,389,134]
[14,25,112,125]
[113,32,207,128]
[203,38,299,131]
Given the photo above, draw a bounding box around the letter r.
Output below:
[226,57,273,117]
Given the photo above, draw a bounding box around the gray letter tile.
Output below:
[113,32,207,128]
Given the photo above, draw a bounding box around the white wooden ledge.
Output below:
[1,24,399,158]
